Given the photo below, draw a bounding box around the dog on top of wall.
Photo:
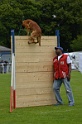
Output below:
[22,19,42,46]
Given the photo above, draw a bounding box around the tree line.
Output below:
[0,0,82,51]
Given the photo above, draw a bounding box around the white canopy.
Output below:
[79,53,82,73]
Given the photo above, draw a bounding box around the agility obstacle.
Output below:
[10,30,57,112]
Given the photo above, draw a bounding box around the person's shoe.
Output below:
[69,104,74,107]
[54,103,63,106]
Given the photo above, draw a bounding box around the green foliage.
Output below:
[71,35,82,51]
[0,1,23,47]
[0,0,82,51]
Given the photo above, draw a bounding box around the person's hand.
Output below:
[67,74,71,81]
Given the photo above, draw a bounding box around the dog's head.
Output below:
[22,20,31,29]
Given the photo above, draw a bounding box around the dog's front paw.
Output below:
[28,41,31,44]
[33,42,38,44]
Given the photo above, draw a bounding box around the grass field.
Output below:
[0,71,82,124]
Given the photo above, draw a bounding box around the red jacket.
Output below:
[53,54,69,79]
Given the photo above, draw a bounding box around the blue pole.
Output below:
[11,30,15,55]
[55,30,60,47]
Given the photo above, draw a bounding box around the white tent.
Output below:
[78,53,82,73]
[65,52,82,70]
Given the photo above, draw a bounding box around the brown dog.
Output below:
[22,19,42,46]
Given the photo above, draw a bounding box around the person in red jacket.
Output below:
[53,47,74,106]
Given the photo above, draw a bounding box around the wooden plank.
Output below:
[16,81,53,89]
[16,62,53,73]
[16,99,55,108]
[16,87,54,96]
[16,93,55,108]
[15,40,56,46]
[16,93,55,103]
[16,72,53,83]
[15,36,57,40]
[16,52,54,56]
[15,46,55,53]
[15,53,54,62]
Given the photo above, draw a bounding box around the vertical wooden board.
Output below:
[15,36,57,108]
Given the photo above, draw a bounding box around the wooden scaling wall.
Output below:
[15,36,57,108]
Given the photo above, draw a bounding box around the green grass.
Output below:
[0,71,82,124]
